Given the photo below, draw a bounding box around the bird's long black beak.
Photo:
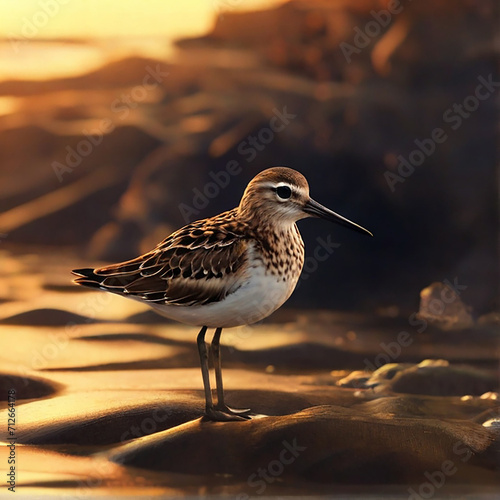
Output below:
[303,198,373,236]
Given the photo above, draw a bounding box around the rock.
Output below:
[477,312,500,327]
[337,370,371,388]
[480,392,499,401]
[483,418,500,430]
[363,360,498,397]
[390,364,497,397]
[417,282,474,330]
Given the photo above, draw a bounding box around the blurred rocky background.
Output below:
[0,0,498,316]
[1,3,499,496]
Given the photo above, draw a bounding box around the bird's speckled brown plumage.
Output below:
[72,166,371,421]
[73,167,308,308]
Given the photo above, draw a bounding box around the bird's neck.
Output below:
[236,204,305,270]
[248,220,305,279]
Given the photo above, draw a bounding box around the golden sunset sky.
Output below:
[0,0,284,40]
[0,0,285,79]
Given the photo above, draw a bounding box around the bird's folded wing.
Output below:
[82,222,249,307]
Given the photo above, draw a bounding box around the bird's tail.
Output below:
[72,262,142,293]
[71,268,106,289]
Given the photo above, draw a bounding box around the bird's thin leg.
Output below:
[211,327,251,416]
[211,327,227,407]
[198,326,247,421]
[211,327,225,406]
[197,326,214,413]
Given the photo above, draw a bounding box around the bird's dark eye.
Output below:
[275,185,292,199]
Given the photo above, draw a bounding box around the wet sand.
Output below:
[0,245,498,498]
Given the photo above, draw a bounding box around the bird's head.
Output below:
[238,166,373,236]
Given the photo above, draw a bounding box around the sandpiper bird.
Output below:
[73,167,372,421]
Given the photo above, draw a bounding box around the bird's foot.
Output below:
[203,406,250,422]
[215,403,252,416]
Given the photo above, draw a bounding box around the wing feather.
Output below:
[72,209,250,306]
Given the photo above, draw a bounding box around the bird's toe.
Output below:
[203,407,249,422]
[215,404,252,416]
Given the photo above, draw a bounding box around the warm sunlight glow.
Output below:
[0,0,287,40]
[0,0,286,80]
